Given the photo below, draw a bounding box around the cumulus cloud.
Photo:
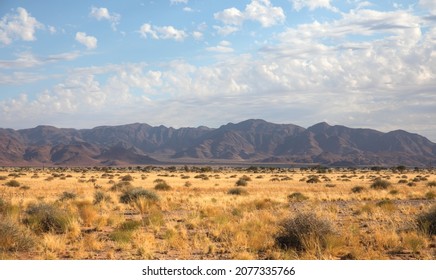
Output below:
[89,6,121,30]
[75,32,97,49]
[0,7,43,45]
[290,0,337,11]
[139,24,187,41]
[214,0,285,34]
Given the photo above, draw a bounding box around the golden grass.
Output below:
[0,167,435,260]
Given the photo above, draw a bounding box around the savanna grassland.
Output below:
[0,166,435,260]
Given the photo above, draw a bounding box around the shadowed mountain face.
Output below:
[0,119,435,167]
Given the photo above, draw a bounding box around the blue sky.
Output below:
[1,0,435,141]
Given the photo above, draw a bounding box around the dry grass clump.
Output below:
[370,179,391,190]
[24,202,75,234]
[416,205,436,236]
[119,188,159,204]
[154,181,172,191]
[228,187,248,196]
[0,219,35,252]
[275,212,334,252]
[287,192,308,202]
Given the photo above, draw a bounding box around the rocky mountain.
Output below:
[0,119,435,167]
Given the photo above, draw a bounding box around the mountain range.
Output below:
[0,119,435,167]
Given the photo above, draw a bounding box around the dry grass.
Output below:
[0,166,435,260]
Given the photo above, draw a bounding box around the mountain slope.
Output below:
[0,120,434,167]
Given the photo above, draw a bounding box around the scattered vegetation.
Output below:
[0,166,434,260]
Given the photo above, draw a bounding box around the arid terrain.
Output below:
[1,165,435,260]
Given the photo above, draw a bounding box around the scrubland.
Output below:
[0,166,435,260]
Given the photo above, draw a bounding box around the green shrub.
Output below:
[228,187,248,196]
[370,179,391,190]
[24,203,74,234]
[119,188,159,204]
[5,180,20,187]
[417,206,436,235]
[0,219,35,252]
[276,213,334,251]
[287,192,308,202]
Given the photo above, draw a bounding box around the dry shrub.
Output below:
[228,187,248,196]
[120,188,159,204]
[416,205,436,235]
[24,203,75,234]
[0,219,35,252]
[370,179,391,190]
[276,212,334,252]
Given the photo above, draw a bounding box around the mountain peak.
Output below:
[308,122,331,133]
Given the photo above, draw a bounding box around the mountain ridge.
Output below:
[0,119,435,167]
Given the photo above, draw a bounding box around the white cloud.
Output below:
[214,0,285,34]
[89,6,121,30]
[0,7,43,45]
[47,25,57,34]
[0,51,81,69]
[139,24,187,41]
[245,0,286,27]
[192,31,203,40]
[170,0,188,4]
[213,25,239,36]
[75,32,97,49]
[206,40,234,53]
[420,0,436,14]
[214,7,245,26]
[290,0,337,11]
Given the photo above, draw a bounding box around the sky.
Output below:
[0,0,435,141]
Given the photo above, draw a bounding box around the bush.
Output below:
[287,192,308,202]
[58,191,77,202]
[370,179,391,190]
[235,178,248,187]
[24,203,74,234]
[119,188,159,204]
[154,182,172,191]
[427,181,436,187]
[5,180,20,187]
[276,213,334,251]
[93,191,112,204]
[121,174,134,182]
[0,219,35,252]
[417,206,436,235]
[228,187,248,196]
[306,176,321,184]
[425,191,435,200]
[109,181,132,192]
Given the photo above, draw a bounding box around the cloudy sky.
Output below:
[0,0,435,141]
